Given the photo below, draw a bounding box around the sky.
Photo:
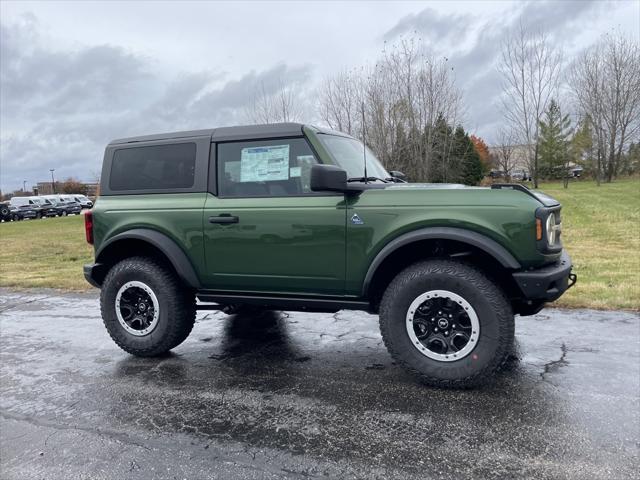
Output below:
[1,0,638,193]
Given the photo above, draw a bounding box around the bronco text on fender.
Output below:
[84,123,576,387]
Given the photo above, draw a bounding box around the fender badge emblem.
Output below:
[351,213,364,225]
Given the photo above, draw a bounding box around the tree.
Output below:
[318,69,363,136]
[493,129,519,179]
[498,23,562,188]
[623,142,640,175]
[317,36,463,182]
[538,99,572,184]
[459,130,484,186]
[470,135,490,173]
[246,78,302,124]
[59,178,88,195]
[570,116,594,179]
[569,34,640,183]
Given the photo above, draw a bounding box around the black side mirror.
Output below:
[310,164,348,192]
[389,170,407,183]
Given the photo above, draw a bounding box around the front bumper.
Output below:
[512,250,576,302]
[84,263,106,288]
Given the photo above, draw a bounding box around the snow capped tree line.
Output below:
[247,30,639,187]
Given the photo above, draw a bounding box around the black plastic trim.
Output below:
[512,250,574,301]
[83,263,105,288]
[362,227,521,296]
[95,229,201,288]
[197,291,369,313]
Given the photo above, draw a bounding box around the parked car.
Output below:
[84,123,576,388]
[0,202,10,221]
[488,170,504,179]
[511,169,531,181]
[65,194,93,209]
[31,197,60,217]
[8,205,27,221]
[43,195,83,215]
[569,166,583,178]
[9,196,48,219]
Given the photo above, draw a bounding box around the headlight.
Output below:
[546,213,556,245]
[536,207,562,252]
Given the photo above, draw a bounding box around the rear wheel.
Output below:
[100,257,196,357]
[379,259,514,388]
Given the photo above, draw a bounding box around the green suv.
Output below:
[84,123,575,387]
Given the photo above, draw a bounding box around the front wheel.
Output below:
[379,260,514,388]
[100,257,196,356]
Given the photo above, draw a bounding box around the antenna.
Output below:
[361,101,368,183]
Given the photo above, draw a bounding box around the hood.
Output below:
[384,182,559,207]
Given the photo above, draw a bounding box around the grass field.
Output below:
[1,178,638,309]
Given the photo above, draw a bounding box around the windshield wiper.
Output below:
[347,176,389,183]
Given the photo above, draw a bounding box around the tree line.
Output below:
[249,29,640,187]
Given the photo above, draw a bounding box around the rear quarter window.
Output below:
[110,143,196,191]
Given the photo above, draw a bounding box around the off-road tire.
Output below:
[100,256,196,357]
[0,205,10,219]
[379,259,514,388]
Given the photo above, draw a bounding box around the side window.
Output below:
[217,138,319,197]
[110,143,196,191]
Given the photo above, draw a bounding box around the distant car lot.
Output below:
[0,194,92,222]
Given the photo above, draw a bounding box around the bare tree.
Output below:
[498,23,562,188]
[569,34,640,183]
[318,37,463,181]
[246,78,302,124]
[317,69,363,135]
[493,129,518,179]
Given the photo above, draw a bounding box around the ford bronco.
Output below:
[84,123,575,387]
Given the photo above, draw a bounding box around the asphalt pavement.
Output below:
[0,289,638,479]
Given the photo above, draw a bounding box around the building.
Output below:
[35,181,99,198]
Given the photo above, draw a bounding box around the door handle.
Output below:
[209,214,239,224]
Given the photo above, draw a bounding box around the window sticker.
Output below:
[289,166,302,178]
[240,145,290,182]
[224,161,241,181]
[296,155,315,165]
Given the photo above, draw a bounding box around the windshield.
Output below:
[318,134,389,181]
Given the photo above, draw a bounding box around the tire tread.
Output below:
[379,259,514,388]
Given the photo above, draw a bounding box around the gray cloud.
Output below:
[383,7,473,45]
[0,15,313,192]
[450,0,611,142]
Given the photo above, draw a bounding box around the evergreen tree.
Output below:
[427,114,454,183]
[461,133,484,185]
[538,99,572,178]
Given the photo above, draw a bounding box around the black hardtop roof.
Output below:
[109,123,312,145]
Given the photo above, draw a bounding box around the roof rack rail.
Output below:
[491,183,539,201]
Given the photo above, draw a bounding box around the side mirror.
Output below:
[310,164,348,192]
[389,170,407,183]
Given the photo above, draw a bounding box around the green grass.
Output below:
[0,215,93,291]
[1,179,638,309]
[533,178,639,310]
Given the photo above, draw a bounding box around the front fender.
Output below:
[362,227,521,296]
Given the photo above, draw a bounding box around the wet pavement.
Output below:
[0,289,638,479]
